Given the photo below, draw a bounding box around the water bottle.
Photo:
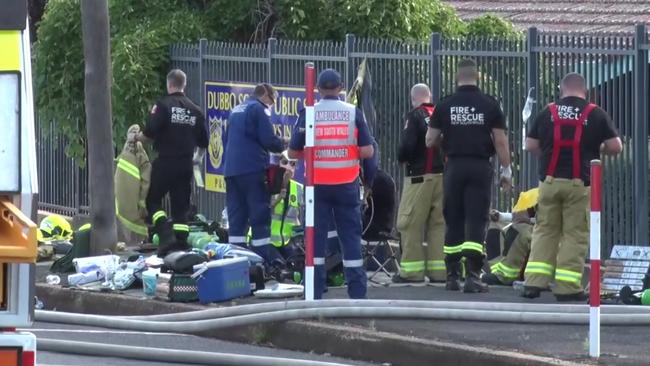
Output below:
[521,87,536,151]
[221,208,229,230]
[34,296,44,310]
[46,274,61,285]
[512,280,525,292]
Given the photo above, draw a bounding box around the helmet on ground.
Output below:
[38,214,73,242]
[512,188,539,213]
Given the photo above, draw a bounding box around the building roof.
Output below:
[445,0,650,34]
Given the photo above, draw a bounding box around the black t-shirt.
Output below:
[527,97,618,185]
[397,103,444,176]
[428,85,506,159]
[144,92,209,159]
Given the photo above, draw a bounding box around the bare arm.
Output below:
[600,137,622,156]
[492,128,511,167]
[525,137,541,156]
[425,127,441,148]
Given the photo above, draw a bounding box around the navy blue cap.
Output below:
[317,69,342,89]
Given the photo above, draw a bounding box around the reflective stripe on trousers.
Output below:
[555,268,582,285]
[525,261,554,276]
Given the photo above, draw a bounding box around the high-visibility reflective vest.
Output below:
[313,100,360,185]
[546,102,597,179]
[270,180,304,247]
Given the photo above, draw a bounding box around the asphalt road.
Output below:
[27,321,382,366]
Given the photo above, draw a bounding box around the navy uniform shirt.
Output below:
[428,85,506,159]
[144,92,209,158]
[527,96,618,185]
[223,98,284,177]
[290,97,375,183]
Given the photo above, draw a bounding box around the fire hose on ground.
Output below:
[33,300,650,365]
[118,299,650,321]
[34,300,650,330]
[37,338,352,366]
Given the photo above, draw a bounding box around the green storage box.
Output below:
[155,273,198,302]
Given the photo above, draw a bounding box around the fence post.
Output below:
[525,27,539,189]
[633,24,648,245]
[199,39,207,112]
[267,37,277,84]
[589,159,602,359]
[303,63,316,301]
[430,33,441,103]
[345,34,356,90]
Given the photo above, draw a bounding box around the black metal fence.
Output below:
[38,26,650,256]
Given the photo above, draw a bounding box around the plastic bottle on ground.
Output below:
[45,274,61,285]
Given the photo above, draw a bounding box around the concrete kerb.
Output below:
[35,284,594,366]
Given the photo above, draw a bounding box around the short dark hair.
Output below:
[561,72,586,91]
[253,83,276,99]
[167,69,186,90]
[457,59,478,81]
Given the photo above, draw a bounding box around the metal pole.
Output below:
[525,27,539,189]
[633,24,648,245]
[199,39,207,112]
[589,159,602,359]
[430,33,441,104]
[345,34,355,89]
[304,63,316,301]
[267,38,277,84]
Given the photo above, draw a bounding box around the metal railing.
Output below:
[37,26,650,255]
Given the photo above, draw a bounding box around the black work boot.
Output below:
[464,270,489,293]
[170,223,191,254]
[521,286,542,299]
[155,219,177,258]
[445,261,461,291]
[555,292,588,302]
[481,272,505,286]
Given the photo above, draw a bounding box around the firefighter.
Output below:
[289,68,375,299]
[426,59,512,293]
[483,188,539,286]
[115,124,151,238]
[135,69,209,258]
[393,83,446,283]
[223,83,286,264]
[522,73,622,301]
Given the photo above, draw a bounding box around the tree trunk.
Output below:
[80,0,117,254]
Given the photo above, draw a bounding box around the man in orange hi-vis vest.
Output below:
[289,69,375,299]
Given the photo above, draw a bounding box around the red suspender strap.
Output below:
[422,104,435,173]
[546,103,597,179]
[547,103,562,177]
[573,103,596,178]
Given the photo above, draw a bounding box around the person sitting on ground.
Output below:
[482,188,538,286]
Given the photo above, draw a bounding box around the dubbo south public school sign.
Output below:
[204,81,342,193]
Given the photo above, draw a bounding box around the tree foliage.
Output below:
[35,0,520,160]
[35,0,215,162]
[274,0,466,41]
[465,13,521,38]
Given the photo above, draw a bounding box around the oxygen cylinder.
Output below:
[642,289,650,305]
